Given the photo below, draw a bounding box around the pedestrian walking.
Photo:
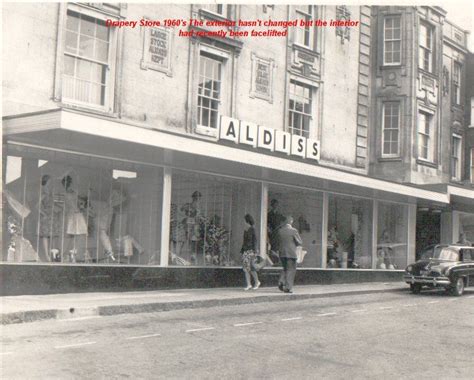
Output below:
[277,215,303,293]
[241,214,261,291]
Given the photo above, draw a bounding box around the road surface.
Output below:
[2,290,473,379]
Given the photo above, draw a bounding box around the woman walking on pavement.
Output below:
[241,214,261,291]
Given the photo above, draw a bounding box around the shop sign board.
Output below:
[140,24,172,76]
[219,116,320,161]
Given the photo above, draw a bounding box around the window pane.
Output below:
[66,11,80,31]
[170,171,261,267]
[65,31,78,54]
[328,194,373,269]
[79,35,94,58]
[80,15,96,37]
[377,202,409,269]
[95,40,109,63]
[2,148,163,264]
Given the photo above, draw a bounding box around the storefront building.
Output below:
[1,4,468,294]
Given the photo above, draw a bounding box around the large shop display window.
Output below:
[2,148,163,265]
[377,202,408,270]
[328,194,373,269]
[267,185,323,268]
[169,170,261,266]
[457,212,474,245]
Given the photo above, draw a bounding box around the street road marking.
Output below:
[379,306,393,310]
[467,295,474,299]
[351,309,368,313]
[234,322,263,327]
[186,327,215,333]
[281,317,303,321]
[125,333,161,340]
[449,298,460,302]
[403,304,417,307]
[427,301,439,304]
[55,342,96,349]
[0,352,14,356]
[317,313,337,317]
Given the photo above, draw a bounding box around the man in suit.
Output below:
[277,215,303,293]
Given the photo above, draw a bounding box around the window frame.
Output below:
[419,21,434,73]
[202,4,229,19]
[59,3,118,113]
[417,109,435,163]
[381,101,401,157]
[471,148,474,183]
[383,15,402,66]
[195,45,229,138]
[287,79,314,139]
[294,5,316,50]
[451,134,462,181]
[452,61,462,106]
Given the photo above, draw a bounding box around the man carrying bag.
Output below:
[277,215,303,293]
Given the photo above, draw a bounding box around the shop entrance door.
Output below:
[415,210,441,260]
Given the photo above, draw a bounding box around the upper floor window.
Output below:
[471,98,474,127]
[451,134,462,181]
[417,110,435,162]
[203,4,228,18]
[453,62,462,106]
[382,102,400,157]
[419,22,434,73]
[471,148,474,183]
[288,80,313,138]
[62,8,115,110]
[383,16,401,65]
[196,51,224,135]
[295,5,315,49]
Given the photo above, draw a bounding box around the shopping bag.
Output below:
[296,246,307,264]
[251,255,267,271]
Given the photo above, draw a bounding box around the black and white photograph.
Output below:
[1,1,473,378]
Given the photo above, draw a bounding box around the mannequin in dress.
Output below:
[62,175,88,262]
[38,175,62,262]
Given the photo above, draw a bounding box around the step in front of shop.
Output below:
[0,264,404,296]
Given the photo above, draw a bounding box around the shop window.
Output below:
[288,80,313,138]
[61,5,116,111]
[294,5,315,49]
[2,147,162,265]
[383,16,401,65]
[327,195,373,269]
[417,110,435,162]
[377,202,409,270]
[196,49,226,136]
[169,170,261,267]
[267,186,323,268]
[382,102,400,157]
[451,134,462,181]
[452,62,462,106]
[458,212,474,244]
[419,21,434,73]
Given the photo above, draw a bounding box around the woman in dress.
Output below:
[241,214,261,290]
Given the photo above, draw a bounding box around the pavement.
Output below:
[0,282,408,325]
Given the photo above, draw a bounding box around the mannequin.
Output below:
[62,174,88,262]
[38,175,62,262]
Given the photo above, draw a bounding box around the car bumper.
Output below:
[403,275,451,287]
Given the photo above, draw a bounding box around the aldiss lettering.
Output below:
[219,116,320,161]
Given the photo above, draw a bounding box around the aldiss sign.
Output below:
[219,116,320,161]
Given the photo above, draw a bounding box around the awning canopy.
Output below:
[3,108,450,206]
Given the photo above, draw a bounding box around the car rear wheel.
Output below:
[450,277,465,297]
[410,283,422,294]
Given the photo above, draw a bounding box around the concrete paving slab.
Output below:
[1,282,408,325]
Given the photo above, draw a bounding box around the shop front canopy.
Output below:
[3,108,450,207]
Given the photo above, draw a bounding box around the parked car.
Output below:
[404,244,474,296]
